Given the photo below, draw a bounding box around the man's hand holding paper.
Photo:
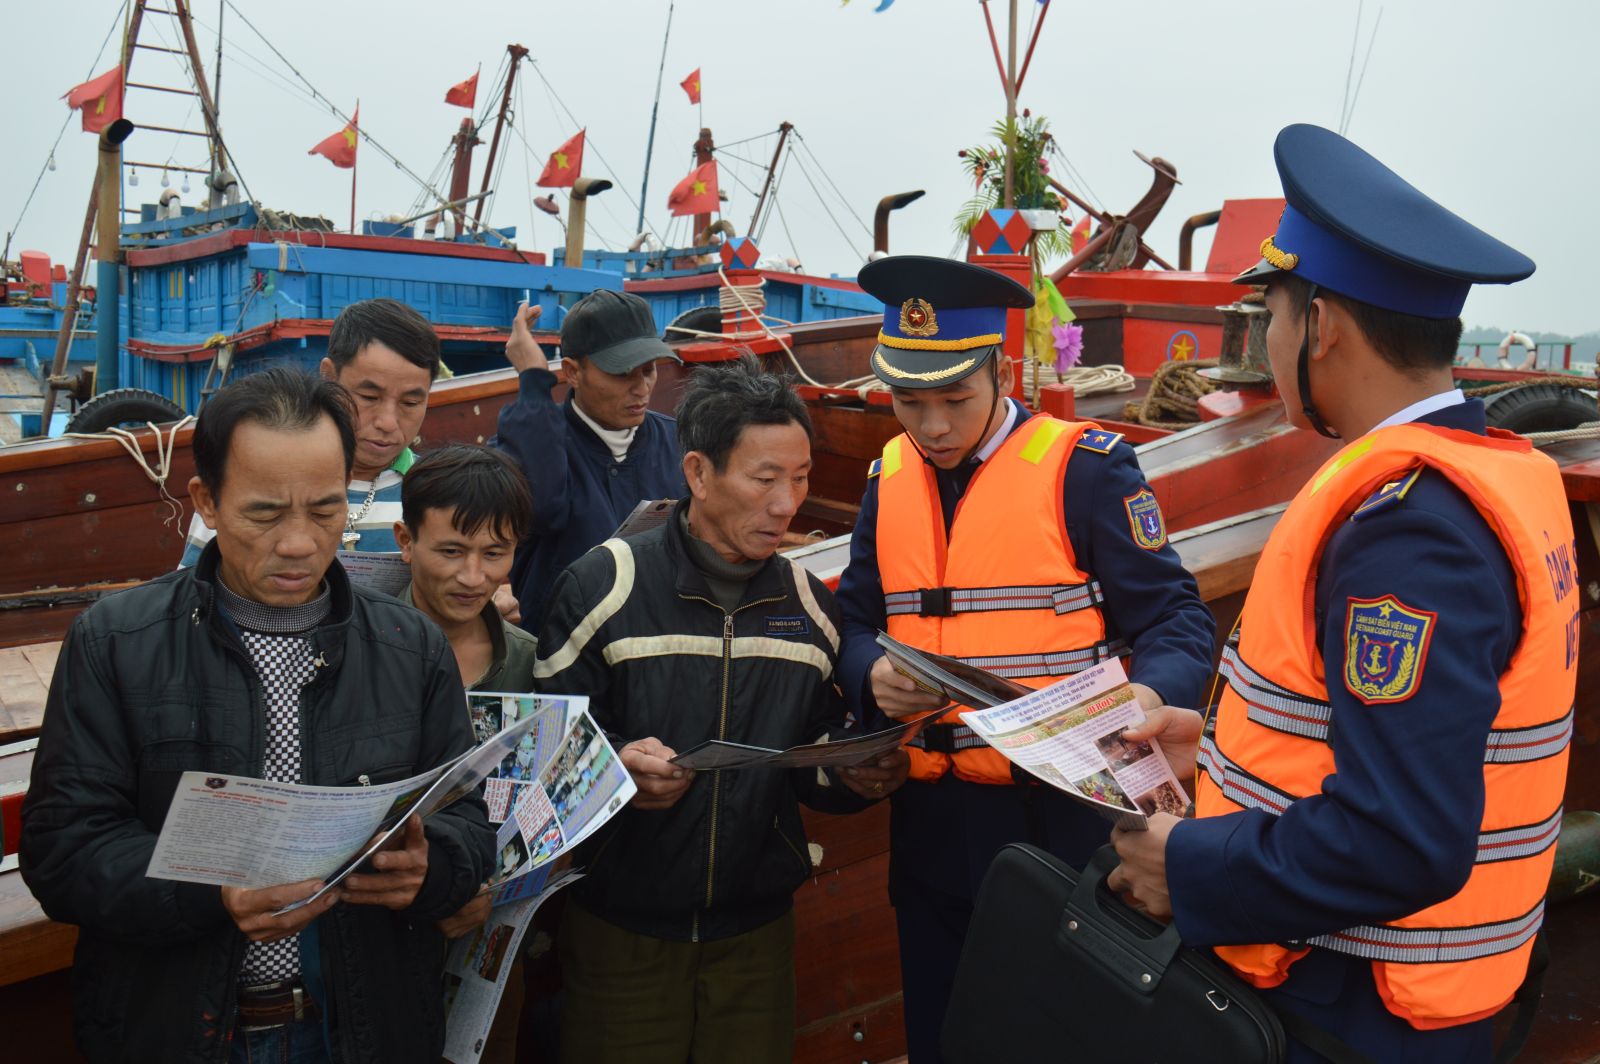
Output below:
[869,654,947,719]
[341,814,431,910]
[222,878,340,943]
[621,737,695,810]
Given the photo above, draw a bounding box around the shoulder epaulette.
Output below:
[867,457,883,479]
[1351,467,1423,521]
[1076,428,1124,455]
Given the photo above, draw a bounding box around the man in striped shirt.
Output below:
[180,298,439,565]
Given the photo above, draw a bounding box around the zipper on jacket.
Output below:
[680,590,784,941]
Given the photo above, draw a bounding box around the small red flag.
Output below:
[445,71,478,109]
[536,130,586,189]
[667,161,719,217]
[679,68,701,104]
[309,108,359,169]
[64,65,124,134]
[1070,214,1092,254]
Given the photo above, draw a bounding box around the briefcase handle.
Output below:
[1059,845,1184,995]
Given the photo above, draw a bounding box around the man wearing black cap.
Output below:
[833,255,1215,1060]
[493,289,688,628]
[1110,124,1575,1062]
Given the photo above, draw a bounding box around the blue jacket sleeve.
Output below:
[834,479,890,729]
[1067,443,1214,708]
[490,367,573,536]
[1166,503,1513,946]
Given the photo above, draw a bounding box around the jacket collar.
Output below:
[564,395,647,462]
[664,497,788,607]
[193,539,355,668]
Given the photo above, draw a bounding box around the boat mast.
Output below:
[636,0,676,239]
[747,122,792,240]
[473,44,528,230]
[1003,0,1017,208]
[692,126,715,244]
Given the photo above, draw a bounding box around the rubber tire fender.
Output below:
[65,387,187,434]
[1482,383,1598,434]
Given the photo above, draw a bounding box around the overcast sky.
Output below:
[5,0,1595,334]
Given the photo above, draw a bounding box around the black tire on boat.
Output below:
[1482,383,1598,434]
[663,304,722,341]
[65,388,188,434]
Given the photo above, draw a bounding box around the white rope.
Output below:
[1524,421,1600,445]
[1052,364,1137,397]
[64,416,196,529]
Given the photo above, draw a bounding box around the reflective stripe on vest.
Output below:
[884,581,1105,617]
[1222,642,1575,764]
[876,417,1113,786]
[1198,734,1564,865]
[1195,423,1576,1029]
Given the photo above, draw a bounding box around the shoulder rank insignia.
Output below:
[1077,428,1123,454]
[1124,488,1168,551]
[1344,595,1436,705]
[1351,468,1422,521]
[867,457,883,479]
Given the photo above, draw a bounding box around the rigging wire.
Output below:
[522,55,663,244]
[1338,0,1363,135]
[221,0,454,213]
[792,129,873,241]
[1341,7,1384,136]
[5,0,127,261]
[786,148,866,260]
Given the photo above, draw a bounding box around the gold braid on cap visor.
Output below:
[874,330,1003,352]
[873,349,979,382]
[1259,236,1300,271]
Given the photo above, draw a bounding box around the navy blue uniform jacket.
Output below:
[835,399,1216,900]
[1167,400,1519,1059]
[492,367,686,629]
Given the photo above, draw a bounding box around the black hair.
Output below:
[675,352,813,471]
[1274,275,1463,373]
[193,367,356,495]
[326,298,442,378]
[401,444,534,543]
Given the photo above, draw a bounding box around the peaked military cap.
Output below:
[858,255,1033,389]
[1236,124,1534,319]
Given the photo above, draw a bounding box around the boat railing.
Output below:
[1456,341,1584,374]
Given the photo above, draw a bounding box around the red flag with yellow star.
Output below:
[536,130,585,189]
[667,161,718,217]
[679,68,701,104]
[444,70,479,109]
[64,65,124,134]
[309,108,359,169]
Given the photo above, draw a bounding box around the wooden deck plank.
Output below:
[20,642,58,690]
[0,644,53,742]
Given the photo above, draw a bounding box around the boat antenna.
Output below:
[212,0,224,121]
[636,0,675,238]
[1338,0,1362,137]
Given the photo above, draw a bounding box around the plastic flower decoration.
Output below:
[1052,321,1084,374]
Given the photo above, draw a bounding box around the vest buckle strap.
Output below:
[958,639,1129,679]
[1310,902,1545,965]
[1221,647,1334,742]
[1477,806,1564,865]
[908,722,990,754]
[919,586,956,617]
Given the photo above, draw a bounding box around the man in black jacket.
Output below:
[21,368,493,1064]
[536,356,906,1064]
[493,289,687,629]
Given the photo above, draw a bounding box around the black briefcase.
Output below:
[942,843,1288,1064]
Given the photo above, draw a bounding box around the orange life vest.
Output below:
[1195,422,1576,1029]
[876,415,1128,785]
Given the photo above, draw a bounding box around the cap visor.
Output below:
[870,343,998,390]
[584,334,682,374]
[1231,258,1283,286]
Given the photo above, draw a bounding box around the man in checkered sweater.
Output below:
[22,369,493,1064]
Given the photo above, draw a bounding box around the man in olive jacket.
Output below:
[21,368,493,1064]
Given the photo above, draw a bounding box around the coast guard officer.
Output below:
[1109,125,1576,1063]
[833,255,1215,1060]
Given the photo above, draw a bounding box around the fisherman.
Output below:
[535,355,907,1064]
[179,297,440,565]
[832,254,1215,1061]
[493,289,687,630]
[1108,124,1574,1062]
[21,368,493,1063]
[394,443,538,1064]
